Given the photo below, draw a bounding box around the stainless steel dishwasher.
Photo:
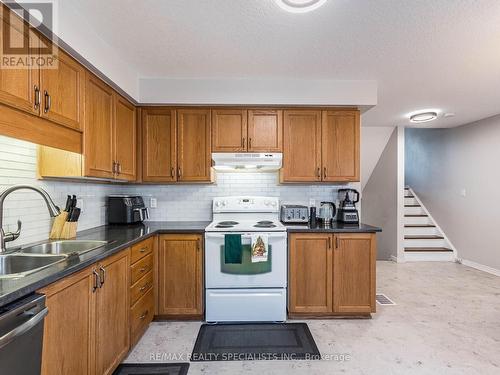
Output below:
[0,294,48,375]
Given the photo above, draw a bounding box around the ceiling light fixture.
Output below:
[409,111,439,123]
[275,0,328,13]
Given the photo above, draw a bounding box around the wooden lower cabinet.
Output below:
[39,249,130,375]
[288,232,376,317]
[157,234,204,318]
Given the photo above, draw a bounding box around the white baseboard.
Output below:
[458,259,500,277]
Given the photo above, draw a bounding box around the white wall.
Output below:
[362,128,399,260]
[405,115,500,270]
[360,126,395,190]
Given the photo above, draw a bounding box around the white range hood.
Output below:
[212,153,282,172]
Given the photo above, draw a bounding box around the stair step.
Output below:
[405,224,436,228]
[405,235,444,240]
[405,247,453,252]
[405,195,415,198]
[404,204,421,207]
[405,214,428,217]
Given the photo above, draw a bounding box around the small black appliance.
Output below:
[337,189,360,224]
[107,195,149,224]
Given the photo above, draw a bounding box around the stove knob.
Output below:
[271,201,277,207]
[222,200,228,207]
[215,201,221,207]
[264,200,270,206]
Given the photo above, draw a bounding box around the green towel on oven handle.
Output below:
[224,234,243,264]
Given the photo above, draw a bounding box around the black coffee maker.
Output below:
[337,189,360,224]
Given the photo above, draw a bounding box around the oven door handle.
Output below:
[205,233,287,239]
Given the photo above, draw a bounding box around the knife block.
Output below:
[49,212,69,239]
[59,221,78,239]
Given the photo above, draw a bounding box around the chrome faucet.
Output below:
[0,185,60,252]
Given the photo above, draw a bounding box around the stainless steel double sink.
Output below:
[0,240,109,279]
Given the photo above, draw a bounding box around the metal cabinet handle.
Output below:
[117,163,122,174]
[316,167,321,178]
[197,239,201,252]
[241,138,245,148]
[328,237,332,250]
[0,307,48,349]
[170,167,175,178]
[178,167,182,178]
[140,247,147,253]
[43,90,50,113]
[335,237,339,249]
[99,266,105,287]
[34,85,40,110]
[249,138,252,149]
[139,266,149,273]
[92,269,99,292]
[139,310,149,320]
[323,167,327,179]
[139,283,150,292]
[112,161,117,175]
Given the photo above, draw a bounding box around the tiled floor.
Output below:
[125,261,500,374]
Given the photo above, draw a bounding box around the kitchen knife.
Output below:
[64,195,72,212]
[70,207,81,222]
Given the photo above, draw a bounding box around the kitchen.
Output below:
[1,1,500,375]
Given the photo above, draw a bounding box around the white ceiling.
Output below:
[64,0,500,128]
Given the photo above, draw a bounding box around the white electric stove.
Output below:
[205,196,287,323]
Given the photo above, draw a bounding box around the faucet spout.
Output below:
[0,185,61,252]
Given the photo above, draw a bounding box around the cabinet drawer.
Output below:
[130,288,154,343]
[130,270,153,306]
[130,237,154,265]
[130,253,153,285]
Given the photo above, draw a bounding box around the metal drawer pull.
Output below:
[139,283,150,292]
[139,247,147,253]
[316,167,320,178]
[99,266,106,287]
[323,167,327,179]
[92,269,99,292]
[34,85,40,109]
[139,310,149,320]
[178,167,182,178]
[171,167,175,177]
[43,90,51,113]
[139,266,149,273]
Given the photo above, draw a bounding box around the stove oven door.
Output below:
[205,232,287,288]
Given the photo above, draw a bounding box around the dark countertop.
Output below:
[0,221,209,307]
[284,222,382,233]
[0,220,380,307]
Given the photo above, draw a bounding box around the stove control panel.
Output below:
[213,196,279,213]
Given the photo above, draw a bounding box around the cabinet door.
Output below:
[247,109,282,152]
[95,250,130,375]
[289,233,333,314]
[321,110,360,182]
[0,6,40,114]
[114,94,136,181]
[142,108,177,182]
[84,73,114,178]
[158,234,203,316]
[177,109,211,182]
[40,47,85,130]
[333,233,376,313]
[40,266,96,375]
[211,109,247,152]
[282,110,322,182]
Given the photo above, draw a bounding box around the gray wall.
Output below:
[406,115,500,270]
[362,128,399,260]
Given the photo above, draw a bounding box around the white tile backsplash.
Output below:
[0,135,360,248]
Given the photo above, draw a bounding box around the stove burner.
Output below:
[215,224,235,228]
[254,223,277,228]
[257,221,274,225]
[218,221,239,226]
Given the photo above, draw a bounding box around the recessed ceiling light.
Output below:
[275,0,328,13]
[409,111,439,123]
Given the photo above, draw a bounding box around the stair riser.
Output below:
[404,216,431,225]
[404,227,439,236]
[404,197,418,205]
[405,239,447,248]
[404,206,425,215]
[404,252,455,262]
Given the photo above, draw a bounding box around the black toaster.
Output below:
[107,195,149,224]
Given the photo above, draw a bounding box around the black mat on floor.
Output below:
[113,363,189,375]
[191,323,320,361]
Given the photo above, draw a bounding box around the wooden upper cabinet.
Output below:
[158,234,203,317]
[177,109,212,182]
[247,109,282,152]
[282,110,322,182]
[322,110,360,182]
[211,109,247,152]
[84,73,114,178]
[114,94,136,181]
[40,266,96,375]
[333,233,376,314]
[0,7,39,115]
[142,108,177,182]
[289,233,333,314]
[40,46,85,130]
[95,251,130,375]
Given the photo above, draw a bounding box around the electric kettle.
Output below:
[318,201,336,226]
